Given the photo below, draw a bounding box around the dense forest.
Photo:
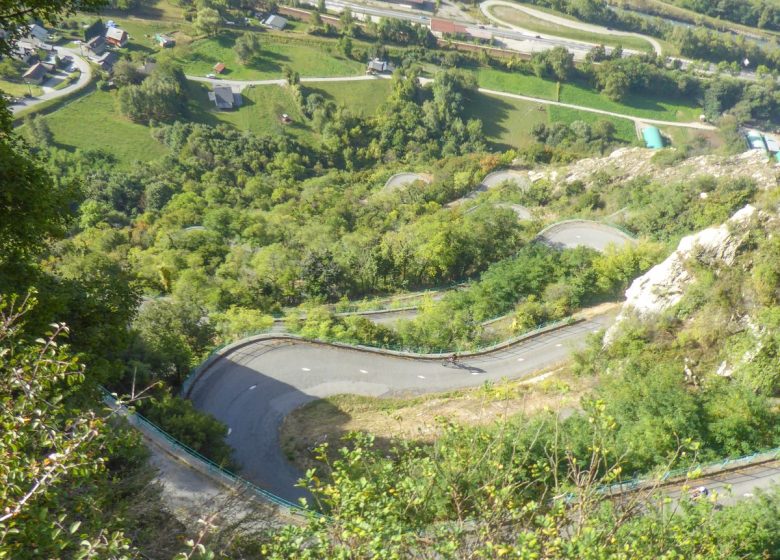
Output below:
[670,0,780,31]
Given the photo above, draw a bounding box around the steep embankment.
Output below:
[607,204,758,339]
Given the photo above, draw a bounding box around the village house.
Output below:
[86,35,106,56]
[263,15,288,30]
[22,62,47,85]
[105,27,128,48]
[96,51,118,72]
[14,41,39,65]
[366,58,391,74]
[430,18,467,38]
[208,86,242,110]
[24,24,51,44]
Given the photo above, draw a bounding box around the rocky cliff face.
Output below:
[527,147,777,191]
[605,205,758,342]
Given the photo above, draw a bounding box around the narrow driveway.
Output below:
[10,47,91,115]
[188,73,390,91]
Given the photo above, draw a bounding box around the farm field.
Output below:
[559,81,700,122]
[487,4,654,52]
[187,81,310,140]
[475,68,701,123]
[36,89,169,165]
[27,77,646,164]
[305,79,393,116]
[174,33,365,80]
[476,68,558,100]
[464,91,548,150]
[188,79,393,139]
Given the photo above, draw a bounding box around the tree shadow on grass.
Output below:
[464,91,522,152]
[300,85,335,102]
[245,50,292,75]
[127,43,155,56]
[281,397,426,484]
[566,79,698,117]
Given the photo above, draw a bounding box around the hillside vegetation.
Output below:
[4,0,780,556]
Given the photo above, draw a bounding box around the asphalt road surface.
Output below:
[188,314,615,503]
[383,172,431,191]
[661,460,780,507]
[538,220,636,251]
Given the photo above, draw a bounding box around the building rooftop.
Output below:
[642,126,664,150]
[265,15,288,29]
[208,86,240,109]
[431,18,466,35]
[23,62,47,80]
[106,27,127,41]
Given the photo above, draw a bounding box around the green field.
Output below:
[174,33,365,80]
[547,105,636,143]
[475,68,700,123]
[465,91,637,150]
[27,77,643,165]
[476,68,557,100]
[305,79,393,116]
[188,79,393,140]
[559,81,700,122]
[464,91,548,150]
[0,80,42,97]
[487,4,654,52]
[38,90,169,165]
[187,81,311,140]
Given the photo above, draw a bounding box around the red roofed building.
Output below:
[213,62,226,74]
[430,18,467,37]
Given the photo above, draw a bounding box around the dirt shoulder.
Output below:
[280,365,596,473]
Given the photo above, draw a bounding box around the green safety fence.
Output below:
[280,280,469,317]
[103,382,779,516]
[100,387,308,514]
[179,316,581,396]
[602,446,780,495]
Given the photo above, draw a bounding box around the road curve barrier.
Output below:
[180,316,584,398]
[383,172,432,192]
[100,388,308,515]
[602,446,780,496]
[536,219,636,252]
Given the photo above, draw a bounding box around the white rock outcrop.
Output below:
[605,205,757,342]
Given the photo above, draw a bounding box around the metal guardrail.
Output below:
[104,382,780,515]
[100,388,307,514]
[179,316,580,396]
[602,446,780,495]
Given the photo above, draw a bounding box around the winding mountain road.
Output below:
[538,220,636,251]
[187,314,615,503]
